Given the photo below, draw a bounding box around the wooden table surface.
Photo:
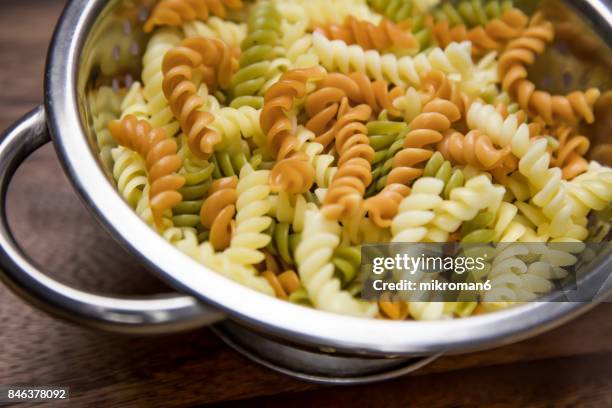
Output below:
[1,1,612,407]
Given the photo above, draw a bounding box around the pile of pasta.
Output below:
[89,0,612,321]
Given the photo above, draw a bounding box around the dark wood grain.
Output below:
[1,1,611,407]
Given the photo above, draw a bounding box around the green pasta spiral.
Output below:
[212,140,259,178]
[460,210,497,243]
[265,221,301,265]
[423,151,465,199]
[366,113,408,196]
[432,0,514,28]
[230,0,282,109]
[367,0,416,22]
[173,160,215,228]
[332,246,362,295]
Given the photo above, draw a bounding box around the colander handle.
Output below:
[0,106,226,334]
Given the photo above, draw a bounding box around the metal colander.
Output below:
[0,0,610,384]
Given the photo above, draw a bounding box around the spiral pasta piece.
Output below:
[144,0,243,32]
[295,209,377,316]
[261,67,326,193]
[230,0,284,108]
[364,183,411,228]
[368,0,440,21]
[430,7,528,56]
[490,202,528,242]
[566,162,612,220]
[332,245,363,290]
[273,127,337,195]
[263,269,304,300]
[379,294,410,320]
[311,32,480,88]
[278,0,382,28]
[461,201,530,243]
[162,37,238,158]
[431,0,513,27]
[109,115,186,229]
[261,67,326,158]
[387,98,461,186]
[429,174,506,241]
[481,243,573,309]
[111,147,148,209]
[467,102,586,239]
[182,16,246,50]
[391,177,444,242]
[366,1,437,51]
[120,82,149,120]
[173,136,215,228]
[174,233,274,295]
[223,165,272,266]
[419,69,471,117]
[142,28,184,138]
[322,99,374,220]
[200,176,238,250]
[498,13,601,125]
[437,128,512,170]
[314,16,418,54]
[209,105,265,153]
[305,72,404,149]
[423,151,465,199]
[548,125,590,180]
[89,86,122,170]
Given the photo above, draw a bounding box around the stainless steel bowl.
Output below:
[0,0,611,384]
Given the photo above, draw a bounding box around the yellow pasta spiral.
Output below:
[498,13,601,125]
[363,183,411,228]
[260,67,327,193]
[144,0,243,32]
[109,115,185,229]
[437,129,513,171]
[322,98,374,220]
[314,15,418,54]
[387,98,461,186]
[200,176,238,250]
[162,37,238,158]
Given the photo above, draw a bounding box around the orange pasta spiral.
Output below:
[314,15,418,53]
[378,293,409,320]
[263,269,302,300]
[144,0,243,32]
[162,37,238,159]
[268,158,314,194]
[322,98,374,220]
[200,176,238,250]
[420,70,471,117]
[498,13,601,125]
[549,125,590,180]
[437,129,513,170]
[431,8,529,56]
[386,98,461,186]
[260,67,327,193]
[305,72,404,147]
[109,115,185,229]
[363,183,411,228]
